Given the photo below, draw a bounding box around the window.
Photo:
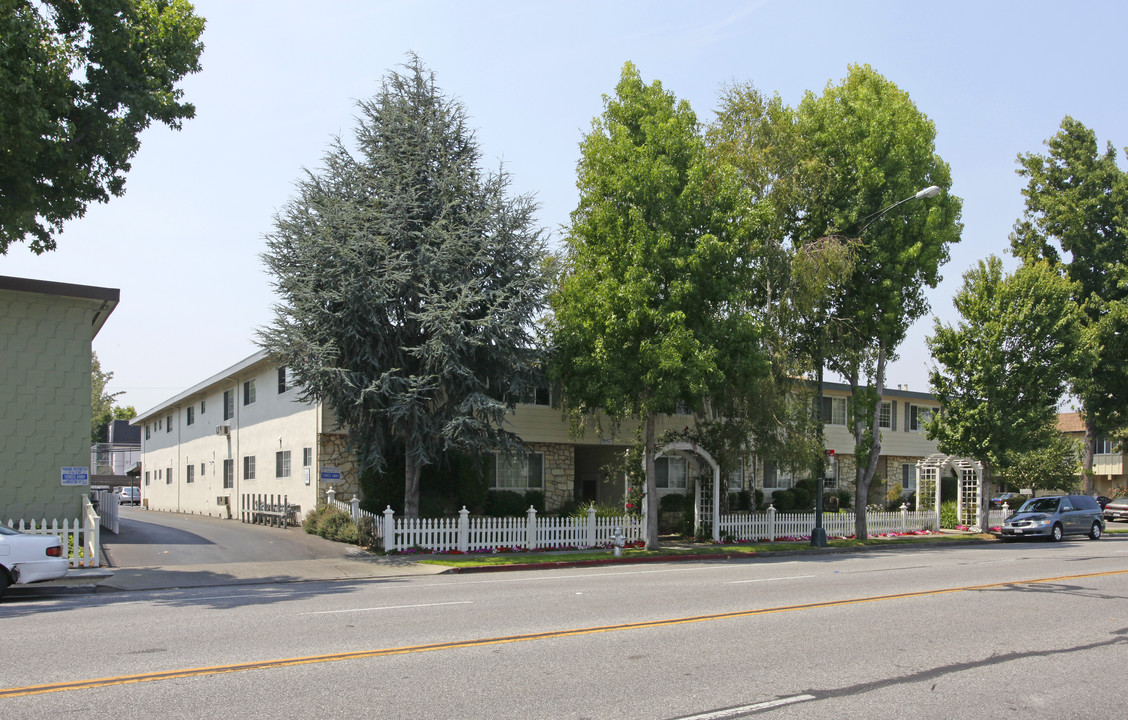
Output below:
[157,417,162,431]
[200,462,205,477]
[223,390,234,420]
[144,470,150,486]
[243,455,256,480]
[727,460,744,491]
[243,380,256,406]
[763,461,794,490]
[655,456,688,489]
[909,405,934,432]
[902,463,918,494]
[489,452,544,489]
[820,396,847,426]
[166,414,172,432]
[157,468,162,480]
[186,406,195,426]
[186,463,195,484]
[200,399,206,415]
[145,424,150,440]
[1095,436,1116,454]
[878,401,893,429]
[166,466,172,484]
[223,459,234,488]
[303,448,313,467]
[276,450,291,478]
[277,367,288,394]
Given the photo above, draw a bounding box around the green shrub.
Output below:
[356,515,379,550]
[660,492,688,512]
[833,489,853,510]
[484,490,527,517]
[572,502,629,518]
[790,486,812,510]
[303,504,361,544]
[753,488,764,510]
[771,489,796,511]
[524,490,545,514]
[940,500,959,529]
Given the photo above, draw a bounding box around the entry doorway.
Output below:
[573,445,627,507]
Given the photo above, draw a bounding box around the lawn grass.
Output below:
[414,532,994,568]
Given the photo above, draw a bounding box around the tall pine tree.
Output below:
[260,57,548,517]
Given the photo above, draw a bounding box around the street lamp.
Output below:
[809,184,942,548]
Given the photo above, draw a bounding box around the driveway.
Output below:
[95,507,442,591]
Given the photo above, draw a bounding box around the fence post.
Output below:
[326,487,336,506]
[458,506,469,552]
[768,505,776,541]
[586,505,597,548]
[350,495,360,521]
[901,503,908,533]
[384,506,396,552]
[527,506,538,551]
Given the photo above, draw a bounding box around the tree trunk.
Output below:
[644,412,659,550]
[404,417,422,519]
[852,345,887,540]
[1081,412,1097,495]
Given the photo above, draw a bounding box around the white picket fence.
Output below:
[323,491,642,553]
[91,489,120,534]
[718,505,939,542]
[5,496,102,568]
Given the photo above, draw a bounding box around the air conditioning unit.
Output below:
[215,424,230,437]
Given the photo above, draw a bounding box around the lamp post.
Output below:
[809,185,941,548]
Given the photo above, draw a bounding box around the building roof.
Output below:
[132,349,273,422]
[0,274,119,337]
[1057,412,1085,434]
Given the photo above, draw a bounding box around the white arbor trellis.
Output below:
[645,441,722,543]
[916,453,984,530]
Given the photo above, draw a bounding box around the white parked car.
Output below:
[0,525,69,598]
[117,486,140,505]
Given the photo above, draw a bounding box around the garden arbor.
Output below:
[916,453,984,530]
[644,442,722,543]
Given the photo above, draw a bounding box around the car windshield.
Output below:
[1020,498,1060,513]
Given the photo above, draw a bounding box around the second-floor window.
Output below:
[655,456,687,489]
[909,405,934,432]
[186,406,195,426]
[820,396,847,426]
[278,367,289,394]
[243,380,256,406]
[878,400,893,429]
[223,390,234,420]
[1095,437,1117,454]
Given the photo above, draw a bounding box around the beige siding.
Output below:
[1,290,105,520]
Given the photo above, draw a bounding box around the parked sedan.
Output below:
[998,494,1105,542]
[117,486,140,505]
[1104,497,1128,523]
[0,525,69,598]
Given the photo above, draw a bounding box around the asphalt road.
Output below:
[3,531,1127,718]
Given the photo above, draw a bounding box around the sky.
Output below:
[4,0,1126,415]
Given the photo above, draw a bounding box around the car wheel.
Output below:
[1050,523,1064,542]
[1090,522,1102,540]
[0,569,10,599]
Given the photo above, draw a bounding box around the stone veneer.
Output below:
[531,441,574,510]
[318,432,360,499]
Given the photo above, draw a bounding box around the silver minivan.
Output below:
[999,494,1104,541]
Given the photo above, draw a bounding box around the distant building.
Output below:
[1057,412,1125,496]
[1,275,119,521]
[91,419,141,486]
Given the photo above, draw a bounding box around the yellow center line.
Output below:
[4,567,1126,699]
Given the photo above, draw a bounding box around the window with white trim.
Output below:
[820,396,847,426]
[186,463,195,484]
[243,455,256,480]
[762,461,794,490]
[223,459,234,488]
[186,406,195,426]
[901,463,918,494]
[1095,436,1116,454]
[303,448,313,467]
[878,401,892,429]
[276,450,291,478]
[166,466,172,484]
[655,456,688,489]
[243,380,256,406]
[909,404,934,432]
[223,390,234,420]
[489,452,544,490]
[727,459,744,491]
[278,367,288,394]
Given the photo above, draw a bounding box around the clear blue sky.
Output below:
[3,0,1125,414]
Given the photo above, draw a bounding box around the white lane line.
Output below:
[300,600,472,615]
[727,575,814,584]
[675,694,816,719]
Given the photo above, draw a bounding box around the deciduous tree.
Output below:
[260,57,548,518]
[1011,117,1128,492]
[0,0,205,254]
[549,63,767,548]
[927,257,1079,530]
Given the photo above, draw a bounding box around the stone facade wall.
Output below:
[318,432,359,499]
[533,441,574,511]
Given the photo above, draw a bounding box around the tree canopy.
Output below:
[0,0,205,254]
[260,57,549,518]
[91,351,135,443]
[1011,116,1128,490]
[927,256,1079,529]
[549,62,768,547]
